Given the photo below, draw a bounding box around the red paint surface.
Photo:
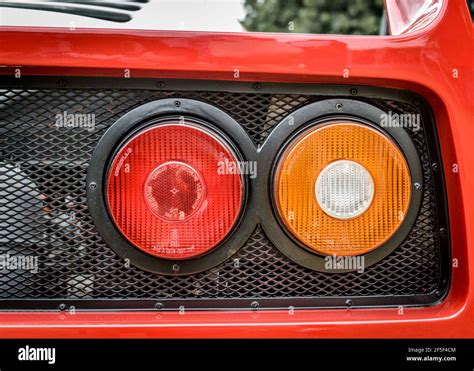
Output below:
[0,0,472,338]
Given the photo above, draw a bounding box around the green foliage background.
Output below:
[241,0,384,35]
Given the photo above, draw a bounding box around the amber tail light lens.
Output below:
[274,121,412,256]
[106,121,244,260]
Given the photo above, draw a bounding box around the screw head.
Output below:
[155,302,163,310]
[174,100,181,108]
[58,79,67,88]
[89,182,97,190]
[414,182,421,190]
[432,162,439,171]
[335,103,343,111]
[345,299,353,307]
[59,303,66,311]
[172,264,180,272]
[253,82,262,90]
[156,81,165,89]
[251,301,259,310]
[350,88,358,96]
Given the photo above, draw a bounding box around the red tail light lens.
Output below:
[144,161,206,222]
[106,120,244,260]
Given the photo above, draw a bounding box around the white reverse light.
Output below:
[315,160,375,220]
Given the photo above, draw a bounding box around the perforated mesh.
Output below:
[0,87,442,306]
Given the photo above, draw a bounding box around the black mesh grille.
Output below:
[0,85,445,308]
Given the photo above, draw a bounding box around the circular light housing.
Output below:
[315,160,375,220]
[106,120,244,260]
[274,121,412,257]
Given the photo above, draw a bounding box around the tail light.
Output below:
[1,82,447,308]
[106,121,244,260]
[274,121,412,256]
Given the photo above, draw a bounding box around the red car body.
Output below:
[0,0,472,338]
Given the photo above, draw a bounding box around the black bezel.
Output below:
[87,99,258,276]
[90,97,423,275]
[261,100,423,272]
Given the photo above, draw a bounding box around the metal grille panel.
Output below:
[0,85,445,308]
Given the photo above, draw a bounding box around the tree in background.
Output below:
[241,0,384,35]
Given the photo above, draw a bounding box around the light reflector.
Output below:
[106,121,244,260]
[274,121,412,256]
[315,160,375,220]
